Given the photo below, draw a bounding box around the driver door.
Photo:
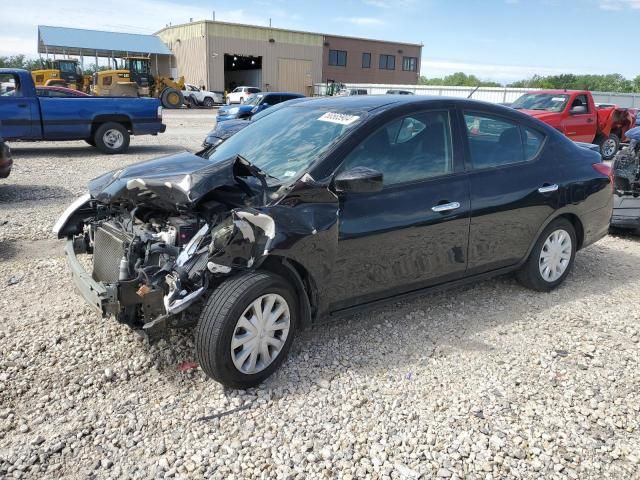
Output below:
[326,108,471,311]
[563,94,596,142]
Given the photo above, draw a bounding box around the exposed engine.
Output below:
[613,140,640,196]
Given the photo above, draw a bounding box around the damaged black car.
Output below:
[55,96,612,388]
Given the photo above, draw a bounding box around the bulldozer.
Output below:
[32,59,87,91]
[92,57,184,108]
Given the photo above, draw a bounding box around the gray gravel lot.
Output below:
[1,109,639,479]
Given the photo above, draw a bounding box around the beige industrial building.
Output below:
[155,21,422,95]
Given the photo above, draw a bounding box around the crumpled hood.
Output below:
[89,151,245,211]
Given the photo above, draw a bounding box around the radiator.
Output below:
[92,223,132,283]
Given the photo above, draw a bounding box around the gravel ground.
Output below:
[1,110,639,479]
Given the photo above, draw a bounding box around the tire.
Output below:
[85,138,96,147]
[599,133,620,160]
[240,97,245,104]
[516,218,577,292]
[93,122,130,154]
[195,271,298,388]
[203,97,214,108]
[160,87,184,109]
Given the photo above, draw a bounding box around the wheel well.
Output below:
[258,256,317,328]
[558,213,585,250]
[91,115,132,135]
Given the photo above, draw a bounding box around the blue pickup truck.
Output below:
[0,69,166,154]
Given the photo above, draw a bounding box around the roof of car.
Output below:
[285,94,469,111]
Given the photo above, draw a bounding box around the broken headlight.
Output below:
[210,220,234,252]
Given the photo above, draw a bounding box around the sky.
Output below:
[4,0,640,84]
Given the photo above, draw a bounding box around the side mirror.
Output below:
[334,167,383,193]
[570,105,587,114]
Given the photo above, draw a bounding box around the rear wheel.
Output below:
[203,97,214,107]
[195,272,297,388]
[516,218,576,292]
[599,133,620,160]
[160,87,184,109]
[93,122,130,154]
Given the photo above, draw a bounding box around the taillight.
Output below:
[157,106,163,120]
[592,163,614,191]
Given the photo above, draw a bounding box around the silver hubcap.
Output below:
[103,129,124,149]
[231,294,290,374]
[539,229,572,282]
[603,139,617,157]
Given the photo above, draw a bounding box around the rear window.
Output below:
[464,112,545,168]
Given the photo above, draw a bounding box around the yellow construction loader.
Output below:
[91,57,184,107]
[123,56,185,108]
[32,59,86,90]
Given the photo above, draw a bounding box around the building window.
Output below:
[379,54,396,70]
[329,50,347,67]
[402,56,418,72]
[362,52,371,68]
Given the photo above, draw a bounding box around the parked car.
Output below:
[336,88,368,96]
[226,86,261,105]
[0,69,166,154]
[36,86,90,97]
[55,96,612,388]
[182,84,223,107]
[386,89,414,95]
[216,92,305,122]
[203,97,311,148]
[0,134,12,179]
[511,90,637,160]
[611,125,640,232]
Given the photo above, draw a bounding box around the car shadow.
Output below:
[9,144,186,158]
[144,240,640,395]
[0,184,75,203]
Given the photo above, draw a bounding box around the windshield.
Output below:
[203,107,363,182]
[244,94,263,106]
[127,59,149,74]
[57,61,77,73]
[511,93,569,112]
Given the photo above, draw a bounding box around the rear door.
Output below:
[0,73,37,139]
[461,109,557,274]
[327,107,471,310]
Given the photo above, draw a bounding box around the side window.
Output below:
[524,127,545,159]
[464,113,544,168]
[249,88,261,94]
[572,94,589,113]
[0,74,20,97]
[339,111,453,186]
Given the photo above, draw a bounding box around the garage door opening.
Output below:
[224,54,263,92]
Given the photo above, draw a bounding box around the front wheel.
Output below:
[93,122,130,154]
[203,97,214,107]
[160,87,184,109]
[599,133,620,160]
[516,218,577,292]
[195,272,297,388]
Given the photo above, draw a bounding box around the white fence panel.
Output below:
[314,83,640,107]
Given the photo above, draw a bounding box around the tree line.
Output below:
[420,71,640,93]
[0,54,111,76]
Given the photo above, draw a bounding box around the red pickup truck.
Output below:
[511,90,637,159]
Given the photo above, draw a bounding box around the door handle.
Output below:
[431,201,461,213]
[538,184,558,193]
[587,118,594,123]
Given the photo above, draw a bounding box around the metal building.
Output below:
[155,21,422,94]
[155,21,323,95]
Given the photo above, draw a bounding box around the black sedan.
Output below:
[56,96,612,388]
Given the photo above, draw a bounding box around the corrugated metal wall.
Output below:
[156,24,207,87]
[313,83,640,107]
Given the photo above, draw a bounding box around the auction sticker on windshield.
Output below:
[318,112,360,125]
